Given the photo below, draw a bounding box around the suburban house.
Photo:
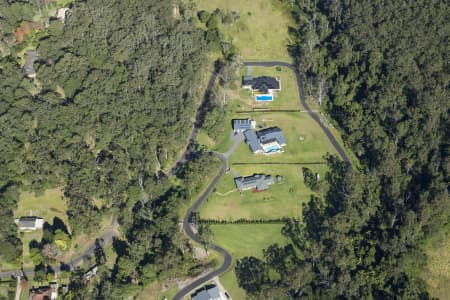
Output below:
[15,216,44,231]
[243,127,287,154]
[232,118,256,133]
[29,282,58,300]
[242,75,281,101]
[191,284,226,300]
[235,174,275,192]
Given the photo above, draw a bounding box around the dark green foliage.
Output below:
[301,167,320,191]
[176,151,221,198]
[234,0,449,298]
[197,10,211,23]
[235,256,266,294]
[0,186,22,262]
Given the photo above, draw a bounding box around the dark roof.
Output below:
[244,129,263,153]
[242,75,253,86]
[233,119,252,131]
[191,285,221,300]
[18,216,39,228]
[235,174,274,191]
[242,76,280,93]
[257,127,287,145]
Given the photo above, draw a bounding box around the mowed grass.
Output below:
[229,112,338,164]
[233,66,302,111]
[15,187,68,225]
[199,164,327,220]
[420,225,450,299]
[210,224,289,299]
[196,0,293,61]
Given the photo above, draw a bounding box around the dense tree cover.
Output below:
[235,0,449,298]
[1,0,206,227]
[1,0,210,285]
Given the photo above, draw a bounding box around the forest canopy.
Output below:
[233,0,449,298]
[0,0,206,263]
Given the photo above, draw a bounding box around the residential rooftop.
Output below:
[191,284,224,300]
[242,75,280,94]
[235,174,274,191]
[243,126,287,154]
[232,118,255,132]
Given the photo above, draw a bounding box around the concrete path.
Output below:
[0,217,119,280]
[173,60,353,300]
[223,131,244,159]
[243,61,352,170]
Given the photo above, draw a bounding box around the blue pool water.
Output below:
[255,95,273,101]
[265,145,281,153]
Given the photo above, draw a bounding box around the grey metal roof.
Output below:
[191,285,221,300]
[257,127,287,145]
[24,50,38,76]
[235,174,274,191]
[18,216,38,228]
[233,119,252,131]
[244,129,262,153]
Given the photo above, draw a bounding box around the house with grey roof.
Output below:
[191,284,225,300]
[242,75,281,101]
[233,118,256,133]
[235,174,274,192]
[15,216,44,231]
[243,126,287,154]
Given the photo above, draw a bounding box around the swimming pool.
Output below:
[264,145,281,153]
[255,95,273,101]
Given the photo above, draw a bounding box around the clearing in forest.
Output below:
[196,0,293,61]
[209,224,289,299]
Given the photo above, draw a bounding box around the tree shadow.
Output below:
[51,216,69,234]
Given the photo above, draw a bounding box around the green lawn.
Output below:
[210,224,289,299]
[229,112,338,164]
[420,224,450,299]
[196,0,293,61]
[199,164,327,220]
[233,66,303,111]
[15,187,68,226]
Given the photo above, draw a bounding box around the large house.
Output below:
[232,118,256,133]
[243,127,287,154]
[15,216,44,231]
[242,75,281,101]
[235,174,274,192]
[191,284,226,300]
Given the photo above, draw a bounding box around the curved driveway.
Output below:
[0,220,119,279]
[173,61,353,300]
[243,61,352,169]
[173,152,232,300]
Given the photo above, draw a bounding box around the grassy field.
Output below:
[210,224,289,299]
[15,187,68,225]
[196,0,293,61]
[229,112,338,164]
[233,66,302,111]
[420,224,450,299]
[199,164,327,220]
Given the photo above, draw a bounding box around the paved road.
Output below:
[223,131,244,159]
[173,60,353,300]
[167,73,219,176]
[173,152,232,300]
[243,61,352,170]
[0,219,119,279]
